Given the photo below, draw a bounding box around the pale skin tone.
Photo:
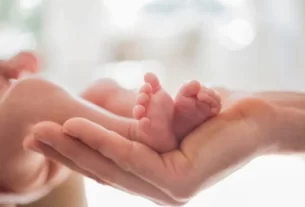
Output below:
[0,66,129,207]
[132,72,221,152]
[0,53,87,207]
[0,54,147,193]
[0,52,220,205]
[24,84,305,206]
[0,53,139,207]
[17,172,87,207]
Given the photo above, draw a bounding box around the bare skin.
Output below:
[83,73,222,153]
[76,72,222,153]
[23,88,305,206]
[133,72,221,152]
[1,73,220,193]
[17,172,87,207]
[0,53,136,204]
[0,75,136,194]
[0,54,137,207]
[0,52,218,197]
[81,78,136,118]
[0,51,221,205]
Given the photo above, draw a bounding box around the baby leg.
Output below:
[81,78,136,118]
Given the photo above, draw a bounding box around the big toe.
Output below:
[144,72,161,93]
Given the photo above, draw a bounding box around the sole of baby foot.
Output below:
[133,72,177,153]
[173,80,221,139]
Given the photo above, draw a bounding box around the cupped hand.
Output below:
[25,89,278,206]
[0,63,135,204]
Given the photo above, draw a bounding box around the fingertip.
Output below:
[63,117,89,132]
[31,121,61,135]
[23,135,43,153]
[63,117,107,139]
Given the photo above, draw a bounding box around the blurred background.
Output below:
[2,0,305,206]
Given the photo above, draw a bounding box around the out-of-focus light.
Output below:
[92,60,165,89]
[106,62,145,89]
[216,18,255,50]
[20,0,42,10]
[216,0,245,6]
[0,28,36,58]
[104,0,152,12]
[227,19,254,46]
[103,0,153,28]
[111,12,138,29]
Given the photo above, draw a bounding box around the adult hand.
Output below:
[24,89,295,206]
[0,65,136,204]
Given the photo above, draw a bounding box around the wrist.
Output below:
[266,105,305,154]
[252,91,305,154]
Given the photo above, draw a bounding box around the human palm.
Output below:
[23,84,277,205]
[0,54,136,203]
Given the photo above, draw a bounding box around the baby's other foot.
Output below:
[133,72,177,152]
[173,80,221,139]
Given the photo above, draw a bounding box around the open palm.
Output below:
[25,87,276,205]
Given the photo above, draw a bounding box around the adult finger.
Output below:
[24,136,104,185]
[63,118,192,193]
[27,121,183,206]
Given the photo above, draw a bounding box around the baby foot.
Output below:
[173,80,221,139]
[133,73,177,152]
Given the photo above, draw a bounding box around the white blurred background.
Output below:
[2,0,305,206]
